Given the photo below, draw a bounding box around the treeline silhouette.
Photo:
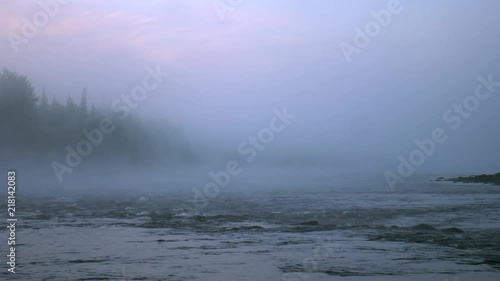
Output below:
[0,68,194,166]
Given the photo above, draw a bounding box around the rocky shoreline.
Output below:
[437,172,500,186]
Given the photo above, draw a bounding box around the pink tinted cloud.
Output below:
[0,2,39,34]
[5,1,303,68]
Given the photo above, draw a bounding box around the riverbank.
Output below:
[437,172,500,186]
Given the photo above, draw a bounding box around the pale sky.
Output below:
[1,0,500,174]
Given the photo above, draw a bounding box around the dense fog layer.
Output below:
[1,0,499,193]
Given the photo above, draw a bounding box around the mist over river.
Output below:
[2,1,500,280]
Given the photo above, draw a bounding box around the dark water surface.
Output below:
[1,179,500,280]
